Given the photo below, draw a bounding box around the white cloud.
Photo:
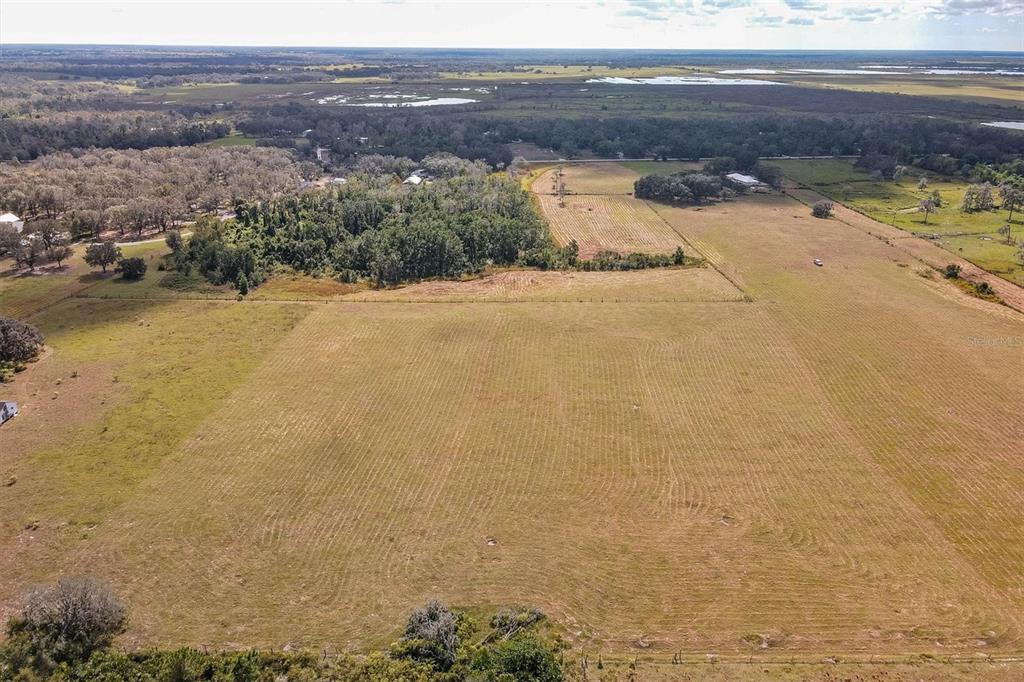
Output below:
[0,0,1020,50]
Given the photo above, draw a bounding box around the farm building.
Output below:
[0,212,24,233]
[724,173,767,190]
[0,401,17,425]
[403,174,424,186]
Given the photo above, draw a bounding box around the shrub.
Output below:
[164,229,183,253]
[0,317,43,365]
[8,576,127,670]
[673,246,685,265]
[395,600,461,671]
[492,607,546,640]
[236,271,249,295]
[117,256,147,280]
[812,200,834,218]
[943,263,962,279]
[474,635,562,682]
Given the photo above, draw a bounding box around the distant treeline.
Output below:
[237,104,1024,174]
[0,112,230,161]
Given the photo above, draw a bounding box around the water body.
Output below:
[981,122,1024,130]
[793,68,906,75]
[718,68,778,75]
[352,97,479,107]
[315,94,479,106]
[587,75,783,86]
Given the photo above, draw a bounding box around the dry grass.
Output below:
[349,268,744,303]
[534,193,688,258]
[1,165,1022,672]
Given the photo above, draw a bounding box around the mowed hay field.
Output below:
[532,165,691,258]
[2,164,1024,671]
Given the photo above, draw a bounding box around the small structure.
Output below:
[0,401,17,425]
[403,174,423,186]
[315,146,330,164]
[329,177,347,185]
[725,172,767,189]
[0,212,24,233]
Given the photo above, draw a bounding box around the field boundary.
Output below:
[638,198,753,300]
[783,184,1024,315]
[70,292,755,305]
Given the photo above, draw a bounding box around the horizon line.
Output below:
[3,42,1024,54]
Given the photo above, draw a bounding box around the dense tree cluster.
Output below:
[0,76,126,115]
[634,172,723,205]
[239,106,512,167]
[0,111,231,161]
[0,146,308,238]
[175,163,549,287]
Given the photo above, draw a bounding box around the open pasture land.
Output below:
[776,158,1024,286]
[0,241,170,318]
[537,162,641,195]
[532,165,691,258]
[2,165,1023,672]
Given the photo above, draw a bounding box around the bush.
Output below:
[117,256,147,280]
[7,576,127,671]
[812,200,834,218]
[580,250,676,271]
[395,600,461,671]
[164,229,183,253]
[943,263,962,279]
[474,635,562,682]
[0,317,44,364]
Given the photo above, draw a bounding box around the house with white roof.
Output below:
[0,213,24,233]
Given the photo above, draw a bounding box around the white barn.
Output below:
[0,401,17,425]
[724,173,766,189]
[0,213,24,233]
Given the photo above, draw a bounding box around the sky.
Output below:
[1,0,1022,52]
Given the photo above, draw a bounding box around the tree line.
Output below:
[0,111,231,161]
[236,104,1024,175]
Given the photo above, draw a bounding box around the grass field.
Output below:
[2,164,1023,676]
[775,158,1024,286]
[532,164,695,259]
[786,75,1024,104]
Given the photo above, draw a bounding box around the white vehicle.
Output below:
[813,259,824,267]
